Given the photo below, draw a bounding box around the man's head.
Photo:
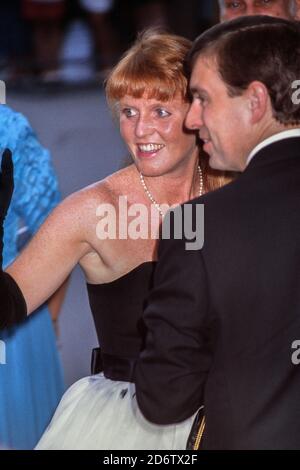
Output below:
[185,16,300,171]
[218,0,295,21]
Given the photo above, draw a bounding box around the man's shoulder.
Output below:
[184,175,243,209]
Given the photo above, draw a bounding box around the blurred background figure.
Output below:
[0,0,218,86]
[59,0,116,83]
[218,0,295,21]
[21,0,66,81]
[0,104,65,449]
[113,0,216,50]
[128,0,168,30]
[0,0,30,82]
[79,0,117,72]
[21,0,116,83]
[167,0,216,39]
[102,0,169,59]
[1,1,299,86]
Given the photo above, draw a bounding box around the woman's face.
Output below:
[119,93,198,177]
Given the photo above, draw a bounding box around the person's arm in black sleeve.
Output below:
[135,205,212,424]
[0,149,27,329]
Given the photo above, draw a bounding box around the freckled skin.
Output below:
[6,93,202,313]
[119,94,198,178]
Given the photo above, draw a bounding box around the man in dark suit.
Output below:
[135,16,300,449]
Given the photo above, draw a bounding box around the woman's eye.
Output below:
[122,108,137,118]
[156,108,171,118]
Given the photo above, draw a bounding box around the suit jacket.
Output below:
[135,137,300,449]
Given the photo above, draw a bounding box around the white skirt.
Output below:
[36,373,195,450]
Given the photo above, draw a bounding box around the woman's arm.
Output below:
[6,192,92,315]
[11,112,70,327]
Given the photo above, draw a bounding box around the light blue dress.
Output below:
[0,105,65,449]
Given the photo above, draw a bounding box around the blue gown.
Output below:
[0,105,65,449]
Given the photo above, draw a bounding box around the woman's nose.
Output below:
[134,116,154,138]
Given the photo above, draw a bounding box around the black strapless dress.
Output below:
[36,263,195,450]
[88,261,156,381]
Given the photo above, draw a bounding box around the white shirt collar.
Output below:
[246,129,300,166]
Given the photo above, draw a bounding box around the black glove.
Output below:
[0,149,14,269]
[0,149,27,328]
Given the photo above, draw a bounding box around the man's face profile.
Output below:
[219,0,294,21]
[186,55,252,172]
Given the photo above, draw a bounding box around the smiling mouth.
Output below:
[137,143,165,153]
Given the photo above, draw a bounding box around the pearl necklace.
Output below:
[139,165,204,217]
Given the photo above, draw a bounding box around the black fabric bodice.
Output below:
[86,262,156,362]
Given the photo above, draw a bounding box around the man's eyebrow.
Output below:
[189,87,207,96]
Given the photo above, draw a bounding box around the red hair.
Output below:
[105,30,192,111]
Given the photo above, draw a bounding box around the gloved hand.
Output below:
[0,149,26,329]
[0,149,14,268]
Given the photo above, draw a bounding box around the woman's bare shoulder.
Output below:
[57,165,137,217]
[86,165,137,203]
[102,164,136,190]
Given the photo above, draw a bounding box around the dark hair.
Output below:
[187,16,300,125]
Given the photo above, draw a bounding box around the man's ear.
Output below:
[246,81,269,125]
